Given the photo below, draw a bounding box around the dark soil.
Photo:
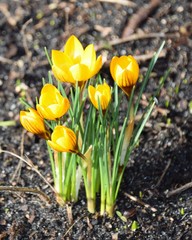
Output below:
[0,0,192,239]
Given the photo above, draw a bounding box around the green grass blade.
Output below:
[44,47,52,67]
[134,41,165,116]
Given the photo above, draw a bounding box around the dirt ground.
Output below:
[0,0,192,239]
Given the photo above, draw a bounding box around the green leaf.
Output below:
[0,121,16,127]
[134,41,165,115]
[116,211,127,222]
[44,47,52,66]
[131,220,139,231]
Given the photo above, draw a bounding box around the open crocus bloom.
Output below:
[88,82,111,110]
[110,55,139,96]
[48,125,78,153]
[52,35,102,86]
[36,84,70,120]
[20,108,50,139]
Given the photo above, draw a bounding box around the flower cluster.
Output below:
[20,35,164,217]
[20,35,139,152]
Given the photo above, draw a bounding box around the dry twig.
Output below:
[63,216,84,238]
[0,186,50,203]
[165,182,192,198]
[0,56,16,65]
[122,0,161,37]
[66,204,73,225]
[20,18,33,67]
[134,49,167,62]
[11,130,25,182]
[96,32,165,51]
[0,3,17,26]
[124,192,157,212]
[0,149,56,193]
[155,159,172,187]
[97,0,137,7]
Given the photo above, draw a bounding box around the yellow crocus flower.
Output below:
[88,82,111,110]
[48,125,78,153]
[52,35,102,87]
[20,108,50,139]
[36,84,70,120]
[110,55,139,96]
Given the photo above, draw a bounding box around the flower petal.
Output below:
[37,84,70,120]
[88,85,97,108]
[52,50,73,67]
[99,95,109,110]
[91,55,102,77]
[110,56,119,81]
[110,55,139,91]
[20,108,48,138]
[118,56,130,68]
[64,35,84,60]
[52,65,75,83]
[36,105,51,119]
[47,140,65,152]
[82,44,96,68]
[49,126,77,152]
[70,64,91,81]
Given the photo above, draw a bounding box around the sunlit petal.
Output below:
[88,85,97,108]
[110,55,139,96]
[91,55,102,77]
[47,140,65,152]
[52,65,76,84]
[20,108,49,139]
[64,35,84,60]
[37,84,70,120]
[70,64,91,81]
[88,82,111,110]
[82,44,96,68]
[51,35,102,84]
[48,126,78,153]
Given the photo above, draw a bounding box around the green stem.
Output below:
[46,142,56,185]
[100,157,107,215]
[99,145,105,214]
[115,100,156,200]
[63,153,73,201]
[54,151,65,206]
[120,103,134,165]
[58,152,64,198]
[106,202,115,218]
[71,156,77,201]
[87,198,95,213]
[87,154,95,213]
[100,190,106,215]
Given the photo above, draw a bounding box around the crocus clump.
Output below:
[19,35,166,217]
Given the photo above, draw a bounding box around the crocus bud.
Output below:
[88,82,111,110]
[20,108,50,139]
[52,35,102,87]
[110,55,139,96]
[36,84,70,120]
[48,125,78,153]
